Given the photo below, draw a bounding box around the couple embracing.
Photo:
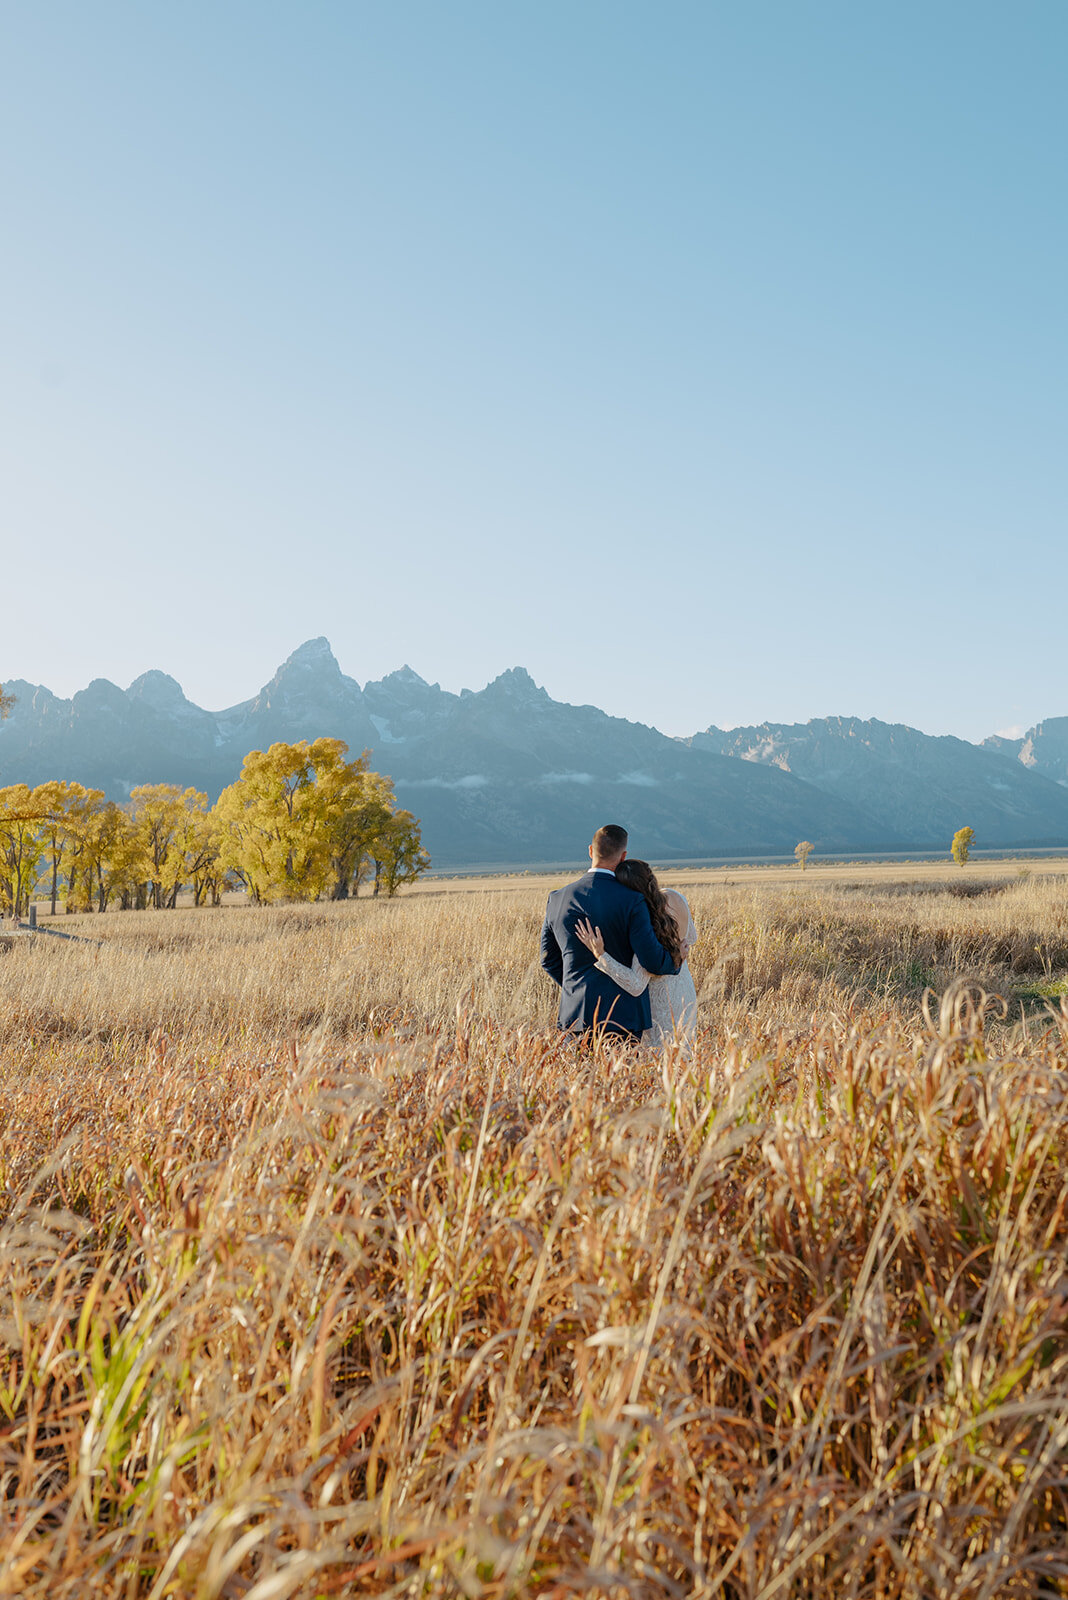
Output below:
[539,824,698,1047]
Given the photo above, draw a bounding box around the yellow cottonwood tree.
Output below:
[216,741,336,904]
[370,808,431,898]
[951,826,975,868]
[60,788,110,911]
[185,807,223,907]
[68,800,135,913]
[317,759,396,900]
[216,739,428,904]
[32,780,83,915]
[0,784,46,916]
[99,808,147,912]
[129,784,211,908]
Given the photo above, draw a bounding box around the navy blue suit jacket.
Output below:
[539,869,678,1038]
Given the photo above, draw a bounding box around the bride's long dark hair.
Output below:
[615,859,682,965]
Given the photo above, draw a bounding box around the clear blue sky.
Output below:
[3,3,1065,742]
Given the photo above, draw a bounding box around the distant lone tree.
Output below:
[794,840,815,872]
[951,826,975,868]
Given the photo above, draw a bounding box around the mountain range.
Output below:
[2,638,1068,867]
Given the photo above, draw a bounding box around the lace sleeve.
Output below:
[595,950,649,996]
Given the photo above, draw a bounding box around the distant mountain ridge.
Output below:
[983,718,1068,787]
[691,716,1068,854]
[3,639,1068,866]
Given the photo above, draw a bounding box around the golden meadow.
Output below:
[2,866,1068,1597]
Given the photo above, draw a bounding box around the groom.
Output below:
[539,823,679,1040]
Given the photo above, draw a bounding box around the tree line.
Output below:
[0,736,429,916]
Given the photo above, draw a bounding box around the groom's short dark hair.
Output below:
[592,823,628,860]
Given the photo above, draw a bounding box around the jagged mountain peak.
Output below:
[0,679,59,718]
[379,665,429,688]
[275,637,344,678]
[74,678,127,709]
[483,666,549,700]
[253,639,359,713]
[127,670,188,707]
[982,715,1068,788]
[288,636,334,662]
[7,644,1068,864]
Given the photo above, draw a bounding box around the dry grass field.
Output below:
[2,867,1068,1596]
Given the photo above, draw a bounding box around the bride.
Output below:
[575,859,698,1048]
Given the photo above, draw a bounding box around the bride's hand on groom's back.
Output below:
[575,917,605,959]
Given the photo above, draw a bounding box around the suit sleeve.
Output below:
[539,897,563,986]
[628,896,678,976]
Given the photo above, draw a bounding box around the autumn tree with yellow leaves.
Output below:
[218,739,427,904]
[129,784,216,909]
[0,785,46,916]
[0,739,427,912]
[32,780,86,914]
[369,809,432,898]
[951,826,975,868]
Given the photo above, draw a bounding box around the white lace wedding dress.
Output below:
[595,889,698,1048]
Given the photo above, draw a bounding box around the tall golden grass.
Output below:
[1,874,1067,1596]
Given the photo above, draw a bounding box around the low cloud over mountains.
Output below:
[3,639,1068,866]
